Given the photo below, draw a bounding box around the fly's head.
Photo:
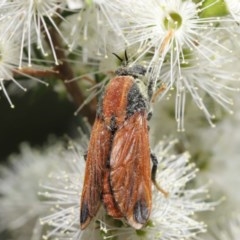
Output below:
[115,64,147,79]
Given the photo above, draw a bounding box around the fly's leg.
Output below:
[150,153,168,197]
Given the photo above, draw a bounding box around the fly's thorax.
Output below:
[97,62,151,127]
[115,64,150,117]
[115,64,147,79]
[126,76,150,118]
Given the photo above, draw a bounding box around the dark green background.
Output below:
[0,85,81,162]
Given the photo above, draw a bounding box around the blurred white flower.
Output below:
[0,141,77,240]
[203,214,240,240]
[225,0,240,22]
[197,109,240,209]
[66,0,84,10]
[40,139,217,240]
[186,93,240,229]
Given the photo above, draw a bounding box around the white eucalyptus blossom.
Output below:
[0,0,68,66]
[66,0,126,57]
[0,27,24,108]
[40,139,218,240]
[0,22,49,108]
[157,37,240,130]
[120,0,201,61]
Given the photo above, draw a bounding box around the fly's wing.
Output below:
[80,117,111,229]
[110,112,152,229]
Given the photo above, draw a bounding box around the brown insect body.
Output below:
[80,64,154,230]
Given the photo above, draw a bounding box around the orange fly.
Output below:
[80,52,167,230]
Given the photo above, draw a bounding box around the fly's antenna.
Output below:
[112,52,123,63]
[112,49,129,66]
[124,49,129,66]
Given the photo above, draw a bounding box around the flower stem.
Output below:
[48,27,96,123]
[13,68,59,78]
